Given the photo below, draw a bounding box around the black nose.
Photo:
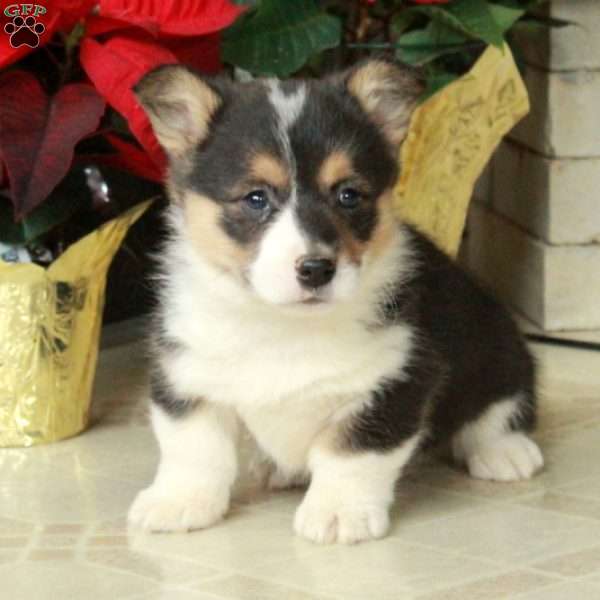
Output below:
[296,257,336,289]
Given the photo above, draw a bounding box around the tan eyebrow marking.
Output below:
[249,152,290,189]
[318,150,355,192]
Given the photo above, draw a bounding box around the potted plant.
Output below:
[0,0,244,446]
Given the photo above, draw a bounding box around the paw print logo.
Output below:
[4,15,45,49]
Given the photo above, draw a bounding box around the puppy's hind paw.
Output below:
[466,433,544,482]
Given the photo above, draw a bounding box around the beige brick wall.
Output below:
[514,0,600,71]
[510,67,600,158]
[492,141,600,245]
[465,0,600,331]
[467,204,600,331]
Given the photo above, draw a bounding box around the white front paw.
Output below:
[128,483,229,533]
[294,496,390,544]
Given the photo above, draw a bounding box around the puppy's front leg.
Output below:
[294,363,441,545]
[129,400,238,533]
[294,432,421,545]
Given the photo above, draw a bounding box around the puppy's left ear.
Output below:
[345,60,423,148]
[133,65,222,159]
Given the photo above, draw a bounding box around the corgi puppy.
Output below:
[128,60,543,544]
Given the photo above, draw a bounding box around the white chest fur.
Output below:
[158,235,413,470]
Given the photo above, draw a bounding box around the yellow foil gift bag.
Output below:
[394,44,529,258]
[0,200,152,447]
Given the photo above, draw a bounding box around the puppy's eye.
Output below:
[243,190,269,211]
[337,187,361,209]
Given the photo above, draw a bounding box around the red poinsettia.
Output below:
[0,0,244,220]
[79,2,243,181]
[98,0,244,37]
[80,33,177,178]
[0,70,105,218]
[80,2,236,179]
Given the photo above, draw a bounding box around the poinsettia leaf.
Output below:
[80,34,176,176]
[99,0,245,36]
[55,0,96,34]
[0,71,105,219]
[391,10,420,38]
[162,32,222,73]
[492,0,545,9]
[0,167,91,245]
[222,0,342,76]
[518,13,572,29]
[422,71,459,101]
[96,134,163,182]
[489,4,525,33]
[410,2,523,43]
[444,0,504,47]
[83,15,145,37]
[396,21,470,66]
[407,5,474,39]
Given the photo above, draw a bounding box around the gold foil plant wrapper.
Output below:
[394,44,530,258]
[0,201,152,447]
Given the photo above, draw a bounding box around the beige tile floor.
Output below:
[1,339,600,599]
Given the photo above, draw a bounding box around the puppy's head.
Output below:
[134,61,422,307]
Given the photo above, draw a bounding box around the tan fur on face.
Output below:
[367,191,397,261]
[250,153,289,189]
[336,189,397,266]
[183,192,252,275]
[318,151,355,192]
[334,215,366,266]
[368,190,398,260]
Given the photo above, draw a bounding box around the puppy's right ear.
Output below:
[134,65,221,158]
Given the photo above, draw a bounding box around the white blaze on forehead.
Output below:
[267,81,306,183]
[267,80,307,130]
[249,207,309,304]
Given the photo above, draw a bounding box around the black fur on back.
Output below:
[344,225,536,452]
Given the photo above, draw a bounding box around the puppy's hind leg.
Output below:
[452,395,544,482]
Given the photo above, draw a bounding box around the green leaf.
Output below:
[408,5,476,39]
[496,0,549,9]
[408,2,524,43]
[0,168,90,245]
[489,4,525,33]
[520,13,572,28]
[444,0,505,47]
[396,21,470,66]
[222,0,342,77]
[422,72,459,102]
[391,10,420,38]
